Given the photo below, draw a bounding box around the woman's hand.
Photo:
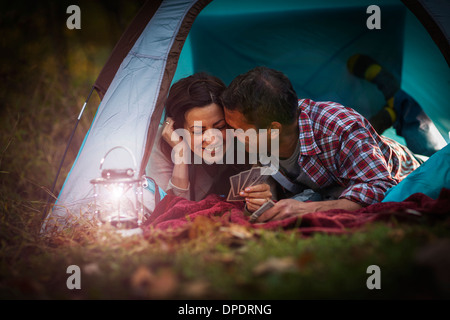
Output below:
[239,183,272,213]
[162,117,190,189]
[162,117,181,149]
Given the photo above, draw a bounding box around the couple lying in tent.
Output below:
[146,55,447,223]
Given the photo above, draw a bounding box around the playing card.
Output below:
[252,166,275,185]
[238,169,251,193]
[229,174,241,197]
[226,188,245,201]
[240,167,262,191]
[249,171,270,187]
[249,200,275,223]
[226,166,274,202]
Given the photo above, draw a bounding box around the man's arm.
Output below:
[335,125,399,206]
[256,198,362,222]
[258,122,396,222]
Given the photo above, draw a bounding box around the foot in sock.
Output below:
[347,54,400,101]
[369,105,396,134]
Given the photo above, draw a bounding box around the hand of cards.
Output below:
[226,166,273,202]
[226,166,276,223]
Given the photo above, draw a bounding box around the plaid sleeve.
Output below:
[335,125,399,206]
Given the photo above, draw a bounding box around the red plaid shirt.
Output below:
[297,99,420,206]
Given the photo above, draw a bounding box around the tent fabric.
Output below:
[173,0,450,139]
[93,0,163,99]
[139,0,212,175]
[402,0,450,66]
[45,0,450,230]
[183,4,405,120]
[45,0,209,229]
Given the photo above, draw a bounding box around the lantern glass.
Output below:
[93,178,143,229]
[90,146,145,235]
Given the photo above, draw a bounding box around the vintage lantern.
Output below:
[90,146,146,236]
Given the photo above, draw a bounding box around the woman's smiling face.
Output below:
[183,103,228,161]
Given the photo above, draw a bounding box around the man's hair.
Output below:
[221,66,298,128]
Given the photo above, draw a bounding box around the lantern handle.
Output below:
[99,146,138,176]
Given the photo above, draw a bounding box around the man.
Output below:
[221,66,421,222]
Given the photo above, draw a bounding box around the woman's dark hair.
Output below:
[166,72,226,130]
[221,66,298,128]
[160,72,226,156]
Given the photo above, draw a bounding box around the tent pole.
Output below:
[42,86,95,221]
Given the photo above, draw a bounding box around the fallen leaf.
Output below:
[130,266,155,298]
[220,224,253,239]
[149,267,178,299]
[188,216,217,239]
[388,228,405,243]
[297,251,315,268]
[83,262,101,276]
[182,280,210,298]
[253,257,298,276]
[219,253,235,264]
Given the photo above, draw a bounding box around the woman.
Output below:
[146,72,272,212]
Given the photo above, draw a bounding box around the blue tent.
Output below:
[44,0,450,229]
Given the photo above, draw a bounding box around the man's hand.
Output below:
[256,199,315,221]
[255,198,363,222]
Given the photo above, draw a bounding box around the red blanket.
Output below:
[142,188,450,238]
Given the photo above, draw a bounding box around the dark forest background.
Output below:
[0,1,145,211]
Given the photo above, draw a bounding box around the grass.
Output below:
[1,214,449,300]
[1,1,450,301]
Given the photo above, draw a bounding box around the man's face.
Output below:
[224,108,266,153]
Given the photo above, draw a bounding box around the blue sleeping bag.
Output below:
[383,143,450,202]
